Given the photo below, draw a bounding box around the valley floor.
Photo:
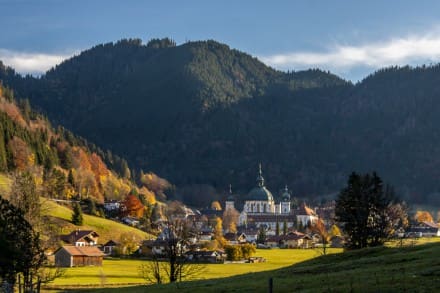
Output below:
[44,248,341,290]
[45,239,440,292]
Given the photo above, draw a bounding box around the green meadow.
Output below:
[45,248,341,290]
[43,199,153,244]
[58,242,440,293]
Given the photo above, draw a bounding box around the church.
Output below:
[225,165,318,232]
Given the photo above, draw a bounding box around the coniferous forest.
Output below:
[2,38,440,206]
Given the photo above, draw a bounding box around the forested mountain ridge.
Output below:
[2,38,440,206]
[0,82,168,206]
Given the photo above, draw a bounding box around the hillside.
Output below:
[0,82,173,248]
[43,199,151,244]
[77,242,440,292]
[3,39,440,205]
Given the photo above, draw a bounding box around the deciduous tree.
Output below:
[222,207,239,233]
[414,210,433,223]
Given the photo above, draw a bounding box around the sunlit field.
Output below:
[45,248,342,289]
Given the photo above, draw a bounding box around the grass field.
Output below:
[43,199,153,244]
[44,248,341,290]
[65,241,440,293]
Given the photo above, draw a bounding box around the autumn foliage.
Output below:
[414,211,434,223]
[121,194,144,218]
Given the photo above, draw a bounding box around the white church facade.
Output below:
[226,165,318,232]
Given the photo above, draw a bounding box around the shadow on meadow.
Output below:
[60,242,440,293]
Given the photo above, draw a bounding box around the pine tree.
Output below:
[257,226,266,244]
[283,220,288,235]
[89,200,97,216]
[275,221,280,236]
[72,202,83,225]
[335,172,396,249]
[67,169,75,186]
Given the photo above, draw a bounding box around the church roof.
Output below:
[246,164,274,201]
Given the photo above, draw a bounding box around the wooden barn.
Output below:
[55,246,104,267]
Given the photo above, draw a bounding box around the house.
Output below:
[224,232,247,245]
[55,246,104,267]
[199,230,213,241]
[60,230,99,246]
[266,232,313,248]
[121,216,140,226]
[238,228,259,243]
[102,240,119,256]
[185,250,224,263]
[103,200,120,212]
[330,235,345,248]
[407,222,440,237]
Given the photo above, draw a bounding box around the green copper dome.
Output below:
[246,164,274,201]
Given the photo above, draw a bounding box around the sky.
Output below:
[2,0,440,81]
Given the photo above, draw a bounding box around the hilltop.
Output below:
[3,39,440,205]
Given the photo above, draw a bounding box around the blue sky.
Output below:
[2,0,440,81]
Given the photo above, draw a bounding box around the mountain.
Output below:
[2,38,440,206]
[0,81,166,206]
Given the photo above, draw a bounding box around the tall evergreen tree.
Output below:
[275,220,280,236]
[335,172,396,249]
[72,202,83,226]
[257,226,266,244]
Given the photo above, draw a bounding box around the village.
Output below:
[52,167,440,268]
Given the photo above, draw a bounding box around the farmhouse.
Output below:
[224,232,247,245]
[60,230,99,246]
[102,240,119,255]
[266,232,313,248]
[185,250,224,263]
[55,246,104,267]
[407,221,440,237]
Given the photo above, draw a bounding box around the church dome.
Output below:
[246,164,274,201]
[247,186,274,201]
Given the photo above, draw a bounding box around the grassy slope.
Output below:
[71,242,440,293]
[42,199,152,244]
[46,248,341,289]
[0,173,11,195]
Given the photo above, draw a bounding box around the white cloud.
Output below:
[0,49,74,75]
[260,32,440,77]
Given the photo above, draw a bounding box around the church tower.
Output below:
[281,185,291,214]
[225,184,235,210]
